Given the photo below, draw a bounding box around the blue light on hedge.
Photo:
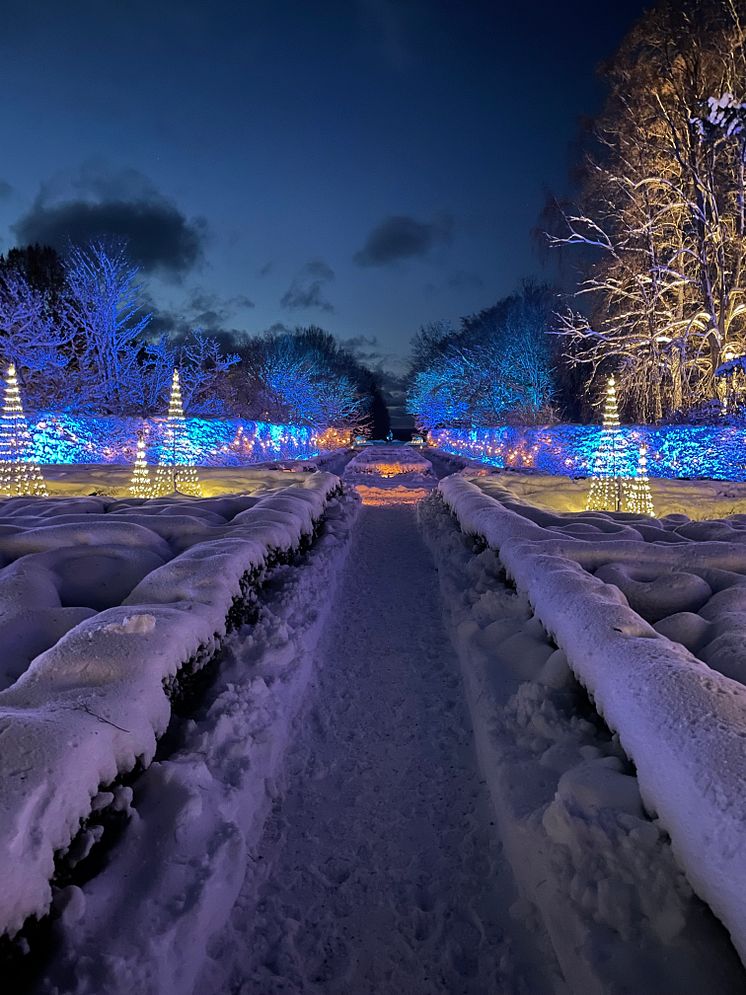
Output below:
[28,414,330,466]
[429,424,746,481]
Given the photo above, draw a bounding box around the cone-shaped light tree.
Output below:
[154,370,201,497]
[627,444,655,517]
[129,431,154,498]
[0,363,48,498]
[586,375,632,512]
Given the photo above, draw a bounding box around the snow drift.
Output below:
[0,472,340,940]
[437,473,746,965]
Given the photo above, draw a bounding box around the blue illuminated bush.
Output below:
[28,414,335,466]
[430,425,746,480]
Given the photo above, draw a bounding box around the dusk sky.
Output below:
[0,0,649,380]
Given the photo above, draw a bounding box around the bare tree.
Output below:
[550,0,746,421]
[61,239,153,413]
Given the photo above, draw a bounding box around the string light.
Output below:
[586,375,633,512]
[627,444,655,516]
[153,369,202,496]
[0,363,48,498]
[129,432,154,498]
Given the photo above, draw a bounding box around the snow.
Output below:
[0,471,340,941]
[469,466,746,520]
[437,471,746,968]
[39,487,361,995]
[419,491,746,993]
[194,497,561,995]
[344,445,435,505]
[5,448,746,991]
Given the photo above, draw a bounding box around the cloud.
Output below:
[258,260,274,277]
[280,258,335,312]
[12,164,206,278]
[341,334,408,374]
[354,214,453,266]
[0,180,12,200]
[183,288,254,329]
[146,286,254,349]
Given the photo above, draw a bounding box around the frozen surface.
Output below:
[469,465,746,520]
[36,463,337,499]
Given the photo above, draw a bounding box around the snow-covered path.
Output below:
[199,503,561,995]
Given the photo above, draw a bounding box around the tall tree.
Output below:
[61,239,153,413]
[551,0,746,421]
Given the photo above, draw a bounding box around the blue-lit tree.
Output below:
[62,239,153,414]
[241,329,368,428]
[407,282,555,430]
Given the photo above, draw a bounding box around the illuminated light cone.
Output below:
[586,375,633,513]
[626,444,655,517]
[154,369,202,496]
[0,363,48,498]
[129,432,153,498]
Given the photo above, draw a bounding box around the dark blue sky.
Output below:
[0,0,649,375]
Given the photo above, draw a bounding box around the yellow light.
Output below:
[153,369,202,497]
[0,363,48,498]
[129,434,155,498]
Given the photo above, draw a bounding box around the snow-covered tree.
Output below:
[0,269,72,406]
[61,239,153,413]
[550,0,746,422]
[239,328,369,428]
[407,283,555,430]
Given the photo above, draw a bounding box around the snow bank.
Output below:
[473,469,746,521]
[420,494,744,993]
[437,474,746,965]
[0,473,340,940]
[39,488,360,995]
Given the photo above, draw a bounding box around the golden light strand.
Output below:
[0,363,48,498]
[129,433,155,498]
[625,444,655,517]
[153,369,202,497]
[586,375,632,513]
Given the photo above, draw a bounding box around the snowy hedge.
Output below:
[26,413,344,466]
[438,475,746,964]
[430,424,746,480]
[0,473,340,940]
